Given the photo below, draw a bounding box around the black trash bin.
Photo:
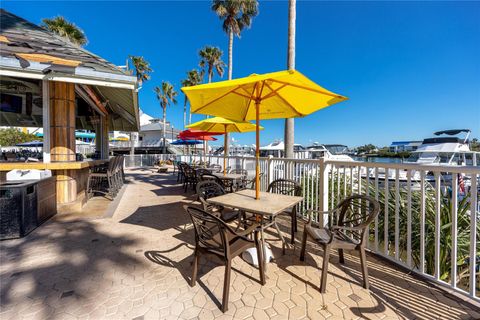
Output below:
[0,180,38,240]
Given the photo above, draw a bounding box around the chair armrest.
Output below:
[235,223,260,238]
[303,209,334,226]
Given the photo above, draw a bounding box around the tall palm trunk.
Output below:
[228,30,233,79]
[225,29,234,157]
[162,106,167,154]
[284,0,296,159]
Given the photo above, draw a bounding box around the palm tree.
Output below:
[154,82,178,154]
[129,56,153,86]
[212,1,257,158]
[180,69,203,128]
[284,0,296,158]
[198,46,226,83]
[212,0,258,80]
[41,16,87,46]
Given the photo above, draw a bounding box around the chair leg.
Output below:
[290,210,296,245]
[359,247,369,289]
[254,231,266,285]
[320,246,330,293]
[273,220,287,255]
[222,259,232,312]
[190,250,199,287]
[338,249,345,264]
[300,228,308,261]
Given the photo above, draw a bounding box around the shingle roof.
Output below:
[0,9,127,76]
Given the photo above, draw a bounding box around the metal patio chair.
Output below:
[267,179,302,246]
[300,194,380,293]
[185,206,265,312]
[182,164,198,192]
[195,180,242,225]
[87,157,118,200]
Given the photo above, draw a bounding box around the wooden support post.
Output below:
[42,80,51,163]
[49,81,76,162]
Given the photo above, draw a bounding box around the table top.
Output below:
[212,172,245,180]
[207,189,304,216]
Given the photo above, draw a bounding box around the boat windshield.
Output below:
[324,145,348,155]
[407,152,455,164]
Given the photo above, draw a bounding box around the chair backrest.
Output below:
[183,164,196,178]
[107,156,117,173]
[196,180,226,210]
[228,168,248,177]
[184,205,231,257]
[334,195,380,244]
[267,179,302,196]
[176,162,184,172]
[198,173,224,185]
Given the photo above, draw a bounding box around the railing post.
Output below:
[267,155,274,185]
[318,158,329,227]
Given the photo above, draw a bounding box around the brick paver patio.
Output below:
[1,169,479,320]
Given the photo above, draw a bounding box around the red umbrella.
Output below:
[178,129,223,140]
[178,133,218,141]
[178,129,222,160]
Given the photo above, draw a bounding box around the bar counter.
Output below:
[0,159,108,171]
[0,159,109,212]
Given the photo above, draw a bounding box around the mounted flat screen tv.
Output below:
[0,93,23,113]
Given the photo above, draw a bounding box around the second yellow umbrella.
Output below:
[187,117,263,175]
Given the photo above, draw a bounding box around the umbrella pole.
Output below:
[223,125,227,175]
[255,100,260,200]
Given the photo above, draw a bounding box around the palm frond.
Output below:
[41,16,88,46]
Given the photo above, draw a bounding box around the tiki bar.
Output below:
[0,10,139,214]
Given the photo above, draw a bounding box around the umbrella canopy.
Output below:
[187,117,263,133]
[16,141,43,147]
[187,117,263,174]
[182,70,347,121]
[178,129,221,141]
[182,69,347,199]
[178,134,217,141]
[170,139,202,145]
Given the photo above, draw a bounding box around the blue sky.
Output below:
[3,1,479,147]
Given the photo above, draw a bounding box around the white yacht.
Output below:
[306,143,354,161]
[405,129,478,166]
[259,141,306,158]
[372,129,479,183]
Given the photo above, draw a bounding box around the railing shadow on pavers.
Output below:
[119,201,196,236]
[276,241,473,320]
[0,219,143,320]
[125,173,177,187]
[145,245,264,311]
[339,256,477,320]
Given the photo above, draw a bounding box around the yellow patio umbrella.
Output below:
[182,69,348,199]
[187,117,263,175]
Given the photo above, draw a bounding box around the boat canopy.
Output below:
[434,129,470,136]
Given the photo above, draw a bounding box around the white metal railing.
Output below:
[76,144,95,155]
[123,154,172,168]
[174,154,479,301]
